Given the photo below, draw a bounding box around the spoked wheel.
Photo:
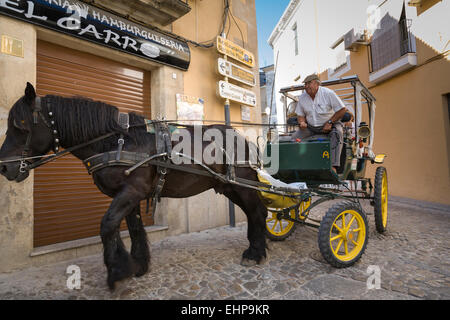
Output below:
[374,166,388,233]
[265,198,311,241]
[318,201,368,268]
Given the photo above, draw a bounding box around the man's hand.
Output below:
[322,122,332,133]
[297,116,307,129]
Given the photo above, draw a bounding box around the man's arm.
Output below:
[323,107,347,132]
[295,99,307,129]
[322,89,348,132]
[330,107,347,123]
[297,115,307,129]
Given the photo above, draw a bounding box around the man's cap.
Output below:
[303,74,320,84]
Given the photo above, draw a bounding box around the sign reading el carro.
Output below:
[217,57,255,87]
[217,36,254,68]
[0,0,190,70]
[218,81,256,107]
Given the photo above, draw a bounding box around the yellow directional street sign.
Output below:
[218,81,257,107]
[217,58,255,86]
[216,36,254,68]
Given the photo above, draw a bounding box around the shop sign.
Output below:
[218,81,256,107]
[216,36,254,68]
[217,57,255,87]
[0,0,190,70]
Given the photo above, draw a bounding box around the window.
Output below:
[399,6,413,55]
[292,23,299,56]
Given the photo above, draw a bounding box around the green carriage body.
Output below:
[264,138,368,187]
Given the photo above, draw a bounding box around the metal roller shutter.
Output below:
[34,40,152,247]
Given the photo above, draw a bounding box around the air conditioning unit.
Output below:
[344,28,366,51]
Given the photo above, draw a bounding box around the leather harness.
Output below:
[82,116,174,217]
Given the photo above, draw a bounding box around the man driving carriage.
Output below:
[291,74,347,172]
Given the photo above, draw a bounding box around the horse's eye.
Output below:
[13,119,26,130]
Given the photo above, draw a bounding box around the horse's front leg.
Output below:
[125,205,150,277]
[100,187,141,290]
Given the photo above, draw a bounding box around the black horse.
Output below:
[0,83,268,289]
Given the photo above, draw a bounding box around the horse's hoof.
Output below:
[131,260,149,277]
[107,277,116,291]
[240,258,257,267]
[258,255,267,265]
[134,266,149,278]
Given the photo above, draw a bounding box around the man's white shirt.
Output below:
[295,86,346,126]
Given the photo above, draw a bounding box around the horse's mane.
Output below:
[44,95,151,149]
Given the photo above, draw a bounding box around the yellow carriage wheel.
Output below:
[265,198,311,241]
[318,201,368,268]
[374,166,388,233]
[265,209,296,240]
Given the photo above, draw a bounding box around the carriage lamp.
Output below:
[358,121,370,148]
[357,122,370,143]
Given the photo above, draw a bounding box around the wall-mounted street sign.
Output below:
[0,0,190,70]
[216,36,254,68]
[217,58,255,87]
[218,81,256,107]
[1,35,23,58]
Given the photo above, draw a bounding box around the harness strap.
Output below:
[149,121,173,216]
[116,134,125,161]
[83,150,150,174]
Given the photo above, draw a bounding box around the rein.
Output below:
[27,132,116,170]
[1,96,116,173]
[2,97,278,194]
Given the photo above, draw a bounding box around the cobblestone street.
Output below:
[0,198,449,300]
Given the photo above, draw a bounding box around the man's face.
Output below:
[305,80,319,97]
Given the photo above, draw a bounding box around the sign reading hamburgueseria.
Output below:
[216,36,254,68]
[218,81,256,107]
[217,58,255,87]
[0,0,190,70]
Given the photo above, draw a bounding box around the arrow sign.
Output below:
[216,36,254,68]
[218,81,257,107]
[217,58,256,87]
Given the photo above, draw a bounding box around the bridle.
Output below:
[18,96,59,173]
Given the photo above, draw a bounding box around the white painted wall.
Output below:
[268,0,449,126]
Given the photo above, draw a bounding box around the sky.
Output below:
[255,0,291,68]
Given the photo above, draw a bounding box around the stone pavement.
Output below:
[0,199,449,300]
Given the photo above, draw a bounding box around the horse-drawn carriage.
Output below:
[0,76,387,289]
[259,75,388,267]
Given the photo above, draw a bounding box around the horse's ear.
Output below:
[24,82,36,105]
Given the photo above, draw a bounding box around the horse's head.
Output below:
[0,83,55,182]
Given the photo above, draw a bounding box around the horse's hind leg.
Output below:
[125,206,150,277]
[100,188,140,289]
[223,185,268,266]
